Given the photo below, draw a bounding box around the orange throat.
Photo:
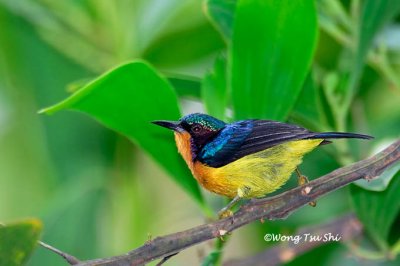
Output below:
[174,131,231,196]
[174,132,194,170]
[174,132,208,181]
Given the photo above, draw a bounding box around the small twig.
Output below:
[39,241,80,265]
[70,139,399,266]
[1,222,80,265]
[155,252,179,266]
[224,213,363,266]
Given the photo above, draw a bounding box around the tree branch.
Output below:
[73,139,399,266]
[224,213,363,266]
[39,241,80,265]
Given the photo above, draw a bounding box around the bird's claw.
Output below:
[218,209,233,219]
[296,170,317,207]
[298,175,309,186]
[309,201,317,207]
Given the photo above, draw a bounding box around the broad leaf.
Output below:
[351,172,400,250]
[205,0,236,42]
[167,74,202,99]
[356,0,400,75]
[143,22,225,67]
[40,61,203,205]
[68,75,203,99]
[0,219,42,266]
[202,55,228,120]
[290,73,325,131]
[231,0,318,120]
[346,0,400,104]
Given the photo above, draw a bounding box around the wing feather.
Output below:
[197,119,371,168]
[232,120,315,159]
[199,120,317,167]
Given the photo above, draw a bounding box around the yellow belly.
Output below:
[174,132,323,199]
[193,139,323,198]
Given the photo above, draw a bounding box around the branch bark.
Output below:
[75,139,399,266]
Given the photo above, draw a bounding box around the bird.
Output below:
[152,113,373,218]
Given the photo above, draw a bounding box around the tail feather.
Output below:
[311,132,373,140]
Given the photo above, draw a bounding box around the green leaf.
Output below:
[201,237,226,266]
[202,55,228,120]
[351,172,400,250]
[68,74,203,99]
[143,22,225,67]
[205,0,236,42]
[356,0,400,75]
[0,219,42,266]
[230,0,318,120]
[166,74,202,99]
[66,77,94,93]
[344,0,400,108]
[290,73,325,131]
[201,250,222,266]
[40,61,204,205]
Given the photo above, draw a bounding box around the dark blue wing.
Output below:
[197,121,253,167]
[235,122,372,159]
[198,120,315,167]
[197,120,372,168]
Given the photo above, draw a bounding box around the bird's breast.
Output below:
[174,134,324,198]
[174,131,238,197]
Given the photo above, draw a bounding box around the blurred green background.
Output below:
[0,0,399,265]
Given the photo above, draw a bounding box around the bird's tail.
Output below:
[311,132,373,140]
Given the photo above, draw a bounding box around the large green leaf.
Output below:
[0,219,42,266]
[356,0,400,75]
[345,0,400,108]
[290,73,325,131]
[230,0,318,120]
[205,0,236,42]
[167,74,202,99]
[40,61,203,205]
[143,22,225,67]
[202,55,228,120]
[351,172,400,250]
[67,74,203,99]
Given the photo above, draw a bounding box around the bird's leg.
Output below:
[295,168,316,207]
[218,195,241,219]
[218,187,250,219]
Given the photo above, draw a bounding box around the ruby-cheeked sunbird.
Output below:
[152,113,373,217]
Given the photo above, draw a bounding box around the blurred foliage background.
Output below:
[0,0,399,265]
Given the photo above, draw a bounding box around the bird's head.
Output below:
[152,113,226,149]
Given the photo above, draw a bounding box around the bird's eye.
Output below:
[192,125,202,133]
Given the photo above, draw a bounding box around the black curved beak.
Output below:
[152,120,182,131]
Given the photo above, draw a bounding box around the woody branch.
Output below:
[46,139,400,266]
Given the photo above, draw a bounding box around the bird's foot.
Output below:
[297,174,309,186]
[218,209,233,219]
[296,169,317,207]
[308,200,317,207]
